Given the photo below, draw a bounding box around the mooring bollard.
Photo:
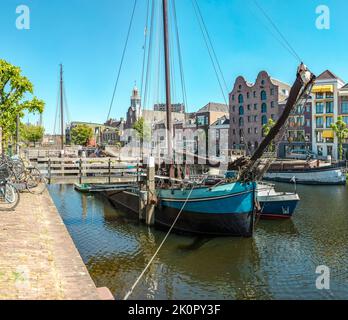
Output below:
[146,157,156,226]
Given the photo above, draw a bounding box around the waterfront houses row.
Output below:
[229,69,348,160]
[64,69,348,161]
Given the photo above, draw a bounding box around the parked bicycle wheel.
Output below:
[26,167,47,195]
[0,183,20,211]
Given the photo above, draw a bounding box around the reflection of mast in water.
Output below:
[81,194,88,220]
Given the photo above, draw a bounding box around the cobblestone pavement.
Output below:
[0,190,100,300]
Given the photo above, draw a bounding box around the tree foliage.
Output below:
[0,59,45,148]
[21,123,45,146]
[70,124,93,146]
[133,117,151,142]
[331,116,348,160]
[262,119,276,152]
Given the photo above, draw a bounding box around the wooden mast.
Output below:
[60,64,64,152]
[162,0,173,162]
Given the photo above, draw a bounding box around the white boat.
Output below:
[257,182,300,219]
[264,166,346,185]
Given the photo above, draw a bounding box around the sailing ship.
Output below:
[105,0,316,237]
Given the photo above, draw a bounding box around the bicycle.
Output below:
[1,155,47,195]
[0,164,20,211]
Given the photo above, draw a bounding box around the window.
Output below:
[271,114,276,121]
[254,128,258,134]
[341,102,348,114]
[270,88,274,96]
[306,119,311,127]
[261,103,267,113]
[254,104,258,110]
[197,115,208,126]
[253,91,256,98]
[232,95,235,101]
[254,115,258,122]
[232,129,236,135]
[248,128,251,134]
[239,106,244,115]
[326,101,334,113]
[326,116,333,128]
[248,116,251,123]
[261,115,268,126]
[317,146,323,156]
[326,92,334,99]
[247,104,251,111]
[342,116,348,125]
[232,106,235,112]
[238,94,244,104]
[316,102,324,114]
[297,116,304,127]
[261,90,267,101]
[261,80,265,86]
[247,92,250,99]
[316,131,324,143]
[316,92,324,99]
[239,117,244,127]
[306,104,311,113]
[271,101,275,108]
[316,117,324,128]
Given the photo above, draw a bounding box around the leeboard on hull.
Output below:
[106,182,256,237]
[264,168,346,185]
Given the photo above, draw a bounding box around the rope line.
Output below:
[123,185,195,300]
[193,0,229,93]
[107,0,138,121]
[140,0,151,102]
[253,0,302,63]
[191,0,228,106]
[172,0,188,112]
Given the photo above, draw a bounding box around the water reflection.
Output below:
[49,184,348,300]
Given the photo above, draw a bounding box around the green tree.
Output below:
[0,59,45,150]
[331,116,348,160]
[262,119,276,152]
[70,124,94,146]
[21,124,45,147]
[133,117,151,159]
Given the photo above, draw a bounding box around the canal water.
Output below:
[48,184,348,300]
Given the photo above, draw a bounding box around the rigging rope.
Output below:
[140,0,151,103]
[53,83,60,136]
[252,0,302,63]
[106,0,138,121]
[172,0,188,112]
[193,0,229,94]
[123,184,195,300]
[142,0,156,110]
[191,0,228,106]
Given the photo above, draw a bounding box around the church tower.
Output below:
[131,85,141,119]
[126,84,142,129]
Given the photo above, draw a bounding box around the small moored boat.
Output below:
[257,182,300,219]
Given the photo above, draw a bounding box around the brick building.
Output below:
[229,71,290,155]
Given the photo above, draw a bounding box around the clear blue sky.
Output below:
[0,0,347,134]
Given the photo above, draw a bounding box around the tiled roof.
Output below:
[197,103,229,113]
[211,115,230,126]
[316,70,344,83]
